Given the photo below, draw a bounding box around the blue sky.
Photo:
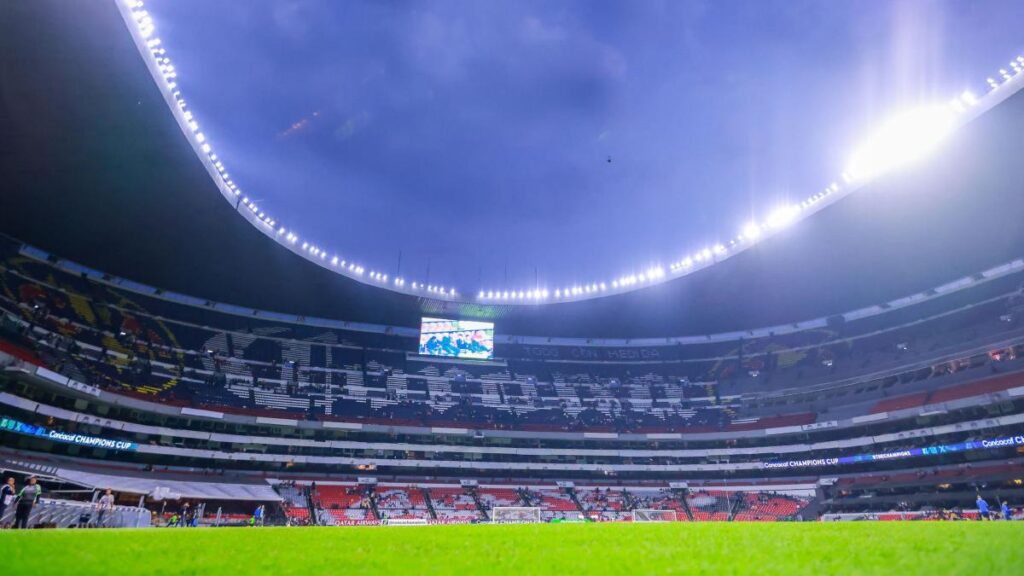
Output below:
[146,0,1024,292]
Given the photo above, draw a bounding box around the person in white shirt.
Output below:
[0,477,15,528]
[96,489,115,528]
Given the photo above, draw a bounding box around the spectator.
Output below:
[96,489,115,527]
[0,477,14,528]
[14,477,41,529]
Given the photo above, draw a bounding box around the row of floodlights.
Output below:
[480,63,1024,303]
[474,267,667,301]
[124,0,1022,305]
[124,0,457,298]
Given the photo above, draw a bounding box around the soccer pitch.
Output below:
[2,522,1021,575]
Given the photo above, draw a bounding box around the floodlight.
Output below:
[845,105,956,181]
[766,205,800,229]
[740,223,760,242]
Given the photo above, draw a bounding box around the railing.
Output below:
[2,498,151,529]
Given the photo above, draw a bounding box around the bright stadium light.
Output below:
[766,205,800,229]
[743,222,762,240]
[845,105,957,182]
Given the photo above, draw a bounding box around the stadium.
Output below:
[2,0,1024,573]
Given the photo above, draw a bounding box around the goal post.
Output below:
[490,507,543,524]
[632,509,678,522]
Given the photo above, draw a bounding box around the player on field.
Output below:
[976,495,990,520]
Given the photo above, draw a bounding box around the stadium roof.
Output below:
[2,0,1024,338]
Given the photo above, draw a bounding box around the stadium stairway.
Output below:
[367,488,382,521]
[515,487,531,507]
[566,488,586,515]
[305,485,318,525]
[469,488,489,520]
[796,495,823,520]
[422,487,439,520]
[727,493,741,521]
[57,357,89,385]
[678,490,695,521]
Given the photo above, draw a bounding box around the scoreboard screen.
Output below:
[418,317,494,360]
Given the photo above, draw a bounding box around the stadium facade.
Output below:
[2,0,1024,526]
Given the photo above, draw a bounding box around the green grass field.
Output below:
[1,522,1021,575]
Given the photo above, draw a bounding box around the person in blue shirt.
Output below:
[254,504,265,527]
[976,495,990,520]
[1001,501,1012,521]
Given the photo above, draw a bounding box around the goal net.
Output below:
[491,507,543,524]
[632,509,678,522]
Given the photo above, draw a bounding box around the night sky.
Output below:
[144,0,1023,293]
